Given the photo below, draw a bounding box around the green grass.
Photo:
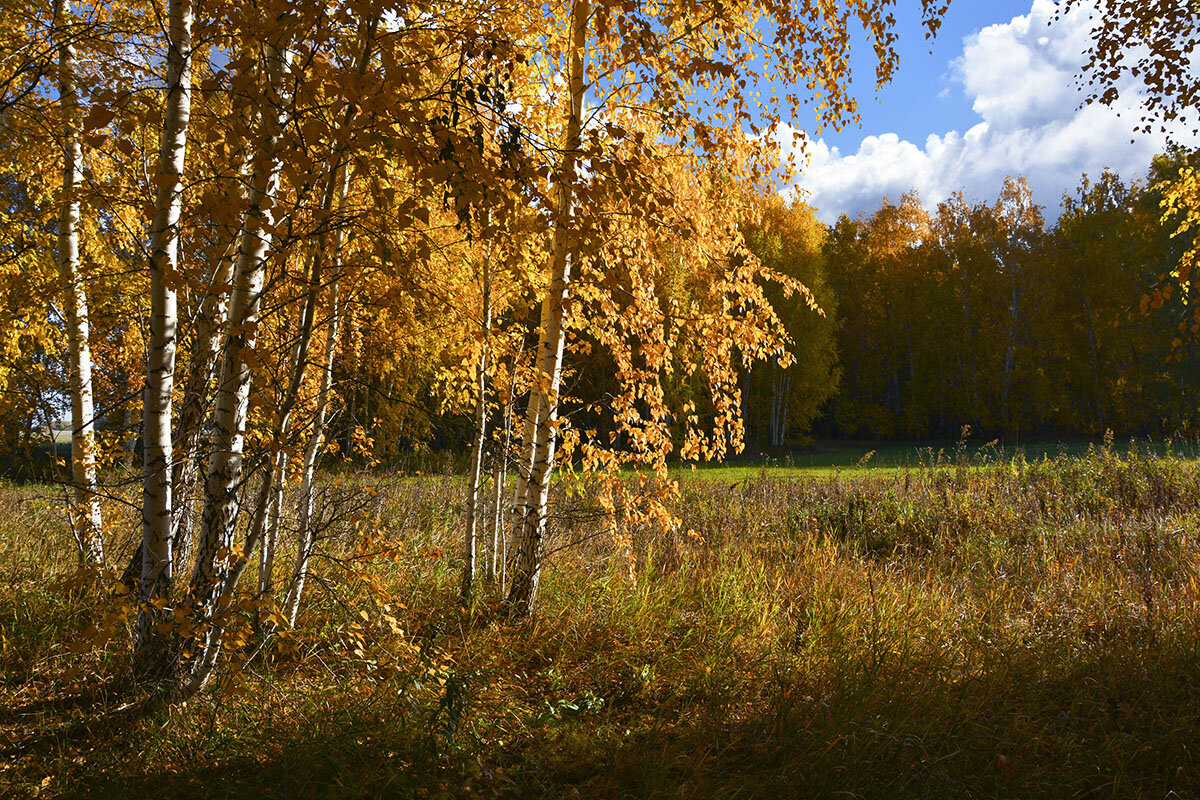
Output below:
[674,437,1200,481]
[4,447,1200,798]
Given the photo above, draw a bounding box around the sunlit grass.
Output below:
[675,437,1200,481]
[3,446,1200,797]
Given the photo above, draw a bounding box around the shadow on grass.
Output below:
[36,636,1200,800]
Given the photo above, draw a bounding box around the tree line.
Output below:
[815,153,1200,442]
[312,150,1200,451]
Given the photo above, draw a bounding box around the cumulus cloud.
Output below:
[789,0,1198,223]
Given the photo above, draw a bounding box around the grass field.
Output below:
[386,437,1200,483]
[3,445,1200,798]
[674,437,1200,481]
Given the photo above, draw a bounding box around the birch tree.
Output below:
[118,56,261,590]
[500,0,950,617]
[185,38,292,692]
[53,0,103,567]
[461,256,492,604]
[503,0,589,616]
[134,0,193,680]
[271,19,377,626]
[282,165,351,627]
[741,194,837,449]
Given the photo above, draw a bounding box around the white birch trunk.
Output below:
[279,24,374,626]
[257,449,288,601]
[120,108,247,591]
[504,0,588,617]
[120,237,238,590]
[252,240,320,606]
[134,0,192,679]
[283,165,351,627]
[170,66,255,552]
[249,244,318,604]
[185,42,291,691]
[462,267,491,604]
[53,0,103,567]
[170,238,238,545]
[768,361,790,448]
[491,387,514,585]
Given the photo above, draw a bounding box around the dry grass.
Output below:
[3,445,1200,798]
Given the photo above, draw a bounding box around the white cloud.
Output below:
[789,0,1198,223]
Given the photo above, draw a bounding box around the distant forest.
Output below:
[345,148,1200,454]
[817,150,1200,442]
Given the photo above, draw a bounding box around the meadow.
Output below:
[3,443,1200,798]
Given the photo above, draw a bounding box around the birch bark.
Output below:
[170,237,238,550]
[283,165,351,627]
[185,41,290,689]
[462,264,492,604]
[504,0,589,617]
[279,22,374,626]
[53,0,103,566]
[249,241,319,604]
[491,371,515,585]
[257,449,288,601]
[252,243,317,605]
[134,0,192,678]
[170,69,255,558]
[120,86,251,590]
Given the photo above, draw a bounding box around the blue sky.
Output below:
[821,0,1033,154]
[789,0,1199,222]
